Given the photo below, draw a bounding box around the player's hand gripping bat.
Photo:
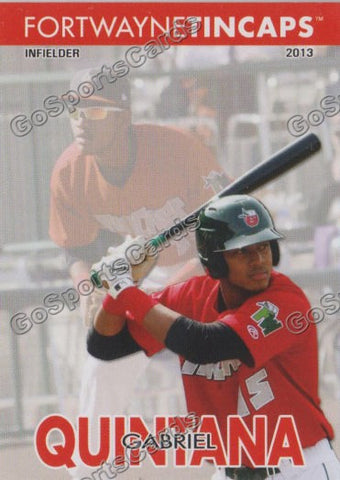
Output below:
[91,133,321,288]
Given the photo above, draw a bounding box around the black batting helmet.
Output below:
[195,195,283,278]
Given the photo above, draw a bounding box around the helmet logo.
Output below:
[238,208,259,228]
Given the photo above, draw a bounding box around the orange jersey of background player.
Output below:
[49,123,229,267]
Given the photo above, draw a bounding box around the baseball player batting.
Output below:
[88,194,340,479]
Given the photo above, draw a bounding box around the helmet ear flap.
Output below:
[206,252,229,279]
[270,240,280,266]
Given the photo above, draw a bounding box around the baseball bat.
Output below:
[150,132,321,246]
[90,133,321,287]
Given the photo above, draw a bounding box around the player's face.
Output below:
[70,106,131,156]
[223,241,273,292]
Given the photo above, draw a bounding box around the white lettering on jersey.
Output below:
[237,387,250,417]
[181,359,242,381]
[237,368,275,417]
[246,368,274,410]
[94,197,191,255]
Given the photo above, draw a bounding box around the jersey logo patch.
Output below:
[238,208,259,227]
[251,301,283,336]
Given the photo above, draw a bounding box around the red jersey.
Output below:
[128,271,333,455]
[49,124,228,266]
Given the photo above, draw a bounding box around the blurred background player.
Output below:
[89,194,340,480]
[49,67,230,477]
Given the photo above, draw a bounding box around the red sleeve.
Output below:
[218,281,312,367]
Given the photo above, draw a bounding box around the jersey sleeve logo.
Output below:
[251,301,283,336]
[247,325,260,339]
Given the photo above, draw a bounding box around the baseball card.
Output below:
[1,2,340,480]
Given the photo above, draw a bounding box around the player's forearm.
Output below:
[87,305,140,360]
[93,305,126,336]
[93,294,173,339]
[143,303,179,342]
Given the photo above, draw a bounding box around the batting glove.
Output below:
[91,250,159,323]
[107,235,158,284]
[91,251,134,299]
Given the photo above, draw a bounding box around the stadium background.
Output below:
[0,42,339,478]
